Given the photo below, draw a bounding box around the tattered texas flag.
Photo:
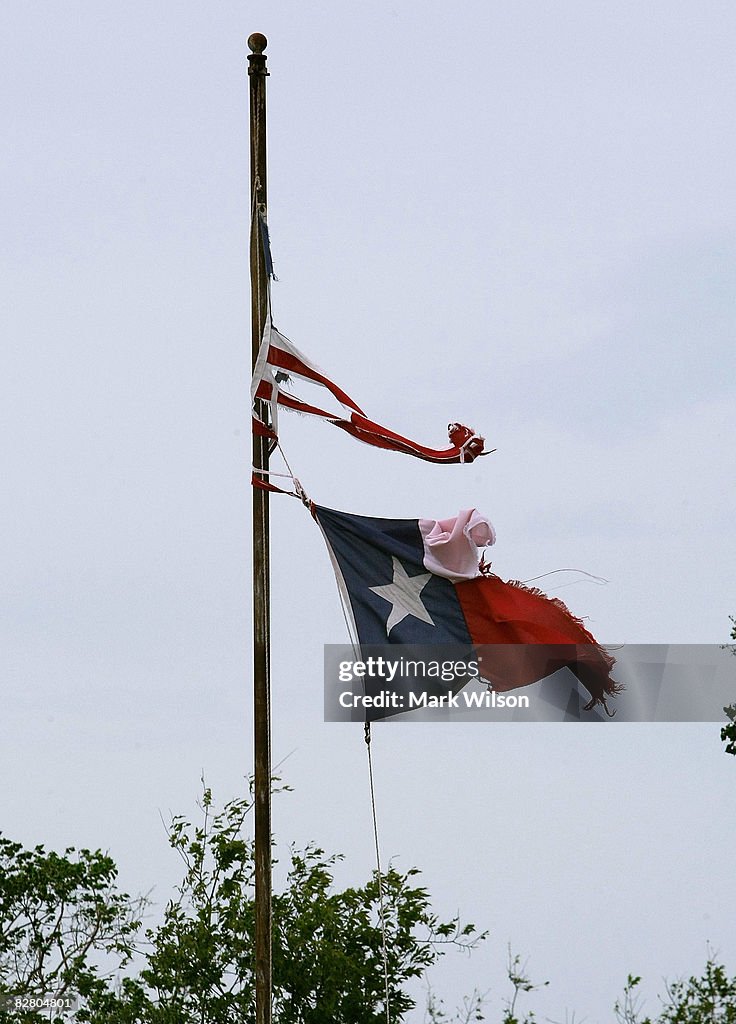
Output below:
[314,505,619,716]
[251,314,487,465]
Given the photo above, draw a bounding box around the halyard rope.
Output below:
[331,569,392,1023]
[365,723,392,1024]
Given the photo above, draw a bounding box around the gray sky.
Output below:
[2,1,736,1020]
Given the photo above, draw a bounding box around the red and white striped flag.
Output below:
[251,315,487,464]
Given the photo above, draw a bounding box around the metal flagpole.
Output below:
[248,31,272,1024]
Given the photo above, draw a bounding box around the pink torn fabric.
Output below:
[419,509,496,581]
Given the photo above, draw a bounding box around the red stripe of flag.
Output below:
[266,346,365,416]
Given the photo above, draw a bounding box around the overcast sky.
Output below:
[2,2,736,1021]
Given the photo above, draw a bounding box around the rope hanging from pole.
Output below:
[325,528,392,1023]
[365,723,392,1024]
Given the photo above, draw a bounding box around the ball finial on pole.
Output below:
[248,33,268,53]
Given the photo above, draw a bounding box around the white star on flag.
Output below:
[369,557,436,634]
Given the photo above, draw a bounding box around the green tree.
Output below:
[6,790,734,1024]
[0,836,144,1024]
[615,959,736,1023]
[79,785,485,1024]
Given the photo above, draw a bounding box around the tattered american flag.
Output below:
[251,314,487,465]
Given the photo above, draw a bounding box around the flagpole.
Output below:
[248,31,272,1024]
